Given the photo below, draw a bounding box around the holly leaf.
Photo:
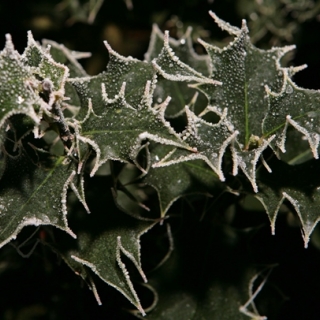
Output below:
[255,157,320,248]
[134,214,268,319]
[42,38,91,78]
[0,153,79,249]
[74,81,194,176]
[152,29,214,85]
[151,27,217,119]
[22,31,69,93]
[0,34,41,131]
[0,31,80,147]
[145,24,211,76]
[153,106,236,182]
[194,11,291,142]
[192,12,301,192]
[69,41,157,119]
[143,144,224,217]
[151,12,313,193]
[146,25,210,118]
[50,174,156,316]
[263,77,320,159]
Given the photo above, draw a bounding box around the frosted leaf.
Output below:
[153,106,236,182]
[22,31,69,94]
[144,144,224,216]
[194,16,292,148]
[75,82,193,176]
[145,25,210,118]
[147,13,307,192]
[0,155,82,249]
[254,158,320,247]
[152,30,218,85]
[49,177,156,316]
[282,190,320,248]
[69,40,157,119]
[184,13,309,191]
[145,24,211,76]
[0,33,42,131]
[263,77,320,159]
[42,38,91,77]
[231,135,275,192]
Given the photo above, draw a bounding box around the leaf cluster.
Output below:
[1,10,320,319]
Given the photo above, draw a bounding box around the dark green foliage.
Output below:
[2,2,320,319]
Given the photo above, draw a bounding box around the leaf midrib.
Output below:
[244,81,250,146]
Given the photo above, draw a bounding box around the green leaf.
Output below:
[263,77,320,159]
[144,144,224,216]
[274,128,313,165]
[146,25,210,118]
[192,12,298,190]
[0,34,41,130]
[154,12,289,145]
[255,158,320,247]
[22,31,69,93]
[42,38,91,78]
[145,25,211,76]
[153,106,236,182]
[153,79,208,119]
[151,12,312,193]
[69,41,157,119]
[0,31,77,148]
[0,153,77,249]
[135,215,268,319]
[51,174,156,316]
[152,30,214,85]
[75,82,193,176]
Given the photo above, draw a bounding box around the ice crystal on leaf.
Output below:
[152,30,215,84]
[144,12,320,249]
[68,219,155,316]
